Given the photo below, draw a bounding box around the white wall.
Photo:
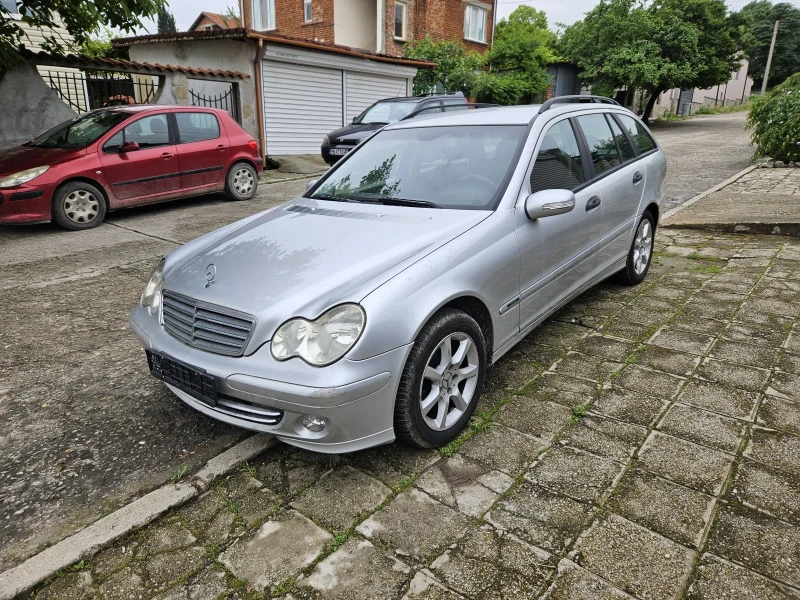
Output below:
[334,0,378,51]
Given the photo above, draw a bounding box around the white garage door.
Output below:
[345,72,409,123]
[262,61,343,155]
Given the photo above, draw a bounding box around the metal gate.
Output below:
[677,89,694,116]
[40,70,159,113]
[189,85,240,123]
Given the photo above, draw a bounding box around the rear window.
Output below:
[617,115,657,154]
[576,114,621,175]
[176,112,220,143]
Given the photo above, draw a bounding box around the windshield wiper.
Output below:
[312,193,355,203]
[350,197,439,208]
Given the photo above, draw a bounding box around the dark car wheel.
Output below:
[52,181,107,231]
[395,308,486,448]
[617,210,655,285]
[225,162,258,201]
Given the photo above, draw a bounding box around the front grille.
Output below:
[161,290,255,357]
[215,393,284,425]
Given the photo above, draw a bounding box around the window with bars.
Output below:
[304,0,313,22]
[464,4,486,43]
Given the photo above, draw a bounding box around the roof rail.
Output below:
[401,102,500,121]
[538,95,621,114]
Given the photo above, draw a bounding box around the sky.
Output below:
[140,0,800,36]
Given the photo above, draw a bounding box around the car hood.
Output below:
[163,198,490,353]
[0,145,86,176]
[327,123,383,144]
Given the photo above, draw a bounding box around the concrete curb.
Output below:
[0,433,275,600]
[261,171,325,185]
[662,164,758,222]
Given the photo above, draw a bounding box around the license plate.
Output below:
[329,148,349,156]
[146,350,217,407]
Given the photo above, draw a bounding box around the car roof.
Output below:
[99,105,222,114]
[385,103,636,129]
[376,93,464,104]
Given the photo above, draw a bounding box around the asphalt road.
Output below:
[0,111,754,571]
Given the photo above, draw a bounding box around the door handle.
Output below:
[217,144,226,151]
[633,172,643,184]
[586,196,601,212]
[161,152,174,159]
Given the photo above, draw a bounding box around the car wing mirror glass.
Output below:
[305,179,318,191]
[524,189,576,220]
[119,141,139,153]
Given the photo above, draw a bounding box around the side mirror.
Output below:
[352,117,358,124]
[119,141,139,153]
[524,189,576,220]
[305,179,318,191]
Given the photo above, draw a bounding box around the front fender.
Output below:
[348,210,520,361]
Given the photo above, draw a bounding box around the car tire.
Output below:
[394,308,486,449]
[51,181,107,231]
[224,162,258,201]
[616,210,655,285]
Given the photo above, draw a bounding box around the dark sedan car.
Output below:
[321,92,467,165]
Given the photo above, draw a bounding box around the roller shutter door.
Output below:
[263,61,343,155]
[345,72,408,123]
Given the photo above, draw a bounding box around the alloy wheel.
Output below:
[63,190,99,224]
[419,332,480,431]
[633,219,653,275]
[233,167,255,195]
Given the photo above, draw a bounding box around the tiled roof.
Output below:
[190,11,241,30]
[113,28,436,69]
[18,47,249,79]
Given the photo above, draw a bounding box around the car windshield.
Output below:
[26,111,130,148]
[354,101,417,125]
[310,125,526,210]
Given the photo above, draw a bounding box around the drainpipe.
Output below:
[254,38,267,164]
[491,0,497,45]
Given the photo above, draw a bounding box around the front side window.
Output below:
[176,112,220,143]
[251,0,275,30]
[304,0,312,22]
[464,4,486,43]
[28,111,130,149]
[576,113,621,175]
[103,114,170,152]
[355,101,415,125]
[529,119,585,194]
[311,125,526,210]
[617,114,657,154]
[394,1,407,39]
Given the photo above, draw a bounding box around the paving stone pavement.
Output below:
[726,167,800,196]
[26,228,800,599]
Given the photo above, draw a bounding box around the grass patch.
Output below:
[238,462,258,478]
[329,532,349,552]
[170,465,188,484]
[693,264,724,274]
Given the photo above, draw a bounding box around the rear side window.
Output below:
[576,114,621,175]
[530,120,585,193]
[617,114,657,154]
[608,115,635,162]
[176,112,220,143]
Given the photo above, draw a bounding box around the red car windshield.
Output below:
[27,111,130,149]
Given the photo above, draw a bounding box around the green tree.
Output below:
[747,72,800,162]
[561,0,740,122]
[738,1,800,89]
[475,5,557,104]
[403,37,484,96]
[223,4,241,27]
[80,27,128,59]
[157,6,176,33]
[0,0,165,71]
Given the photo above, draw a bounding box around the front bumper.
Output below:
[130,305,411,453]
[320,143,354,165]
[0,183,53,224]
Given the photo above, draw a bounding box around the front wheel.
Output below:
[224,162,258,201]
[617,211,655,285]
[394,309,486,448]
[52,181,107,231]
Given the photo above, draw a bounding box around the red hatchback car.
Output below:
[0,105,263,230]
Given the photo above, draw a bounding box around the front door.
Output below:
[515,117,601,332]
[99,113,179,204]
[174,111,229,190]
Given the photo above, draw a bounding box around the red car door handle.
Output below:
[217,144,226,151]
[161,152,174,159]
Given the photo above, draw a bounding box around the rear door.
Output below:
[99,113,179,204]
[174,111,229,191]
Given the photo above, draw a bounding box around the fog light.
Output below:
[302,415,327,432]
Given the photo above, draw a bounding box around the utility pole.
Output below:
[761,20,779,94]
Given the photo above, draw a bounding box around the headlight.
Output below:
[271,304,365,366]
[141,258,165,311]
[322,135,330,145]
[0,166,49,188]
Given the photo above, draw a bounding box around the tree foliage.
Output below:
[560,0,741,122]
[747,72,800,162]
[0,0,165,70]
[157,6,176,33]
[404,6,556,105]
[80,27,128,59]
[737,1,800,89]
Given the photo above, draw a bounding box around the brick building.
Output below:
[239,0,495,56]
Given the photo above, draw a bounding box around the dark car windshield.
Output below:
[310,125,526,210]
[354,101,418,125]
[27,111,130,148]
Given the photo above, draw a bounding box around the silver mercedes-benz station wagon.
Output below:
[130,96,666,453]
